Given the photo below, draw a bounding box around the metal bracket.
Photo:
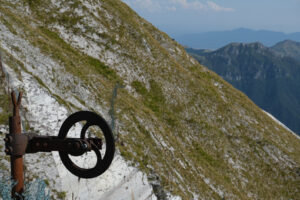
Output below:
[5,133,102,157]
[26,136,102,155]
[4,111,115,179]
[4,133,30,156]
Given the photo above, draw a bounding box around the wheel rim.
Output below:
[58,111,115,178]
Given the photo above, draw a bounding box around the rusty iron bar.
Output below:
[5,134,102,156]
[4,106,113,183]
[26,136,102,155]
[9,91,24,198]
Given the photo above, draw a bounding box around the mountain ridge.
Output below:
[186,40,300,135]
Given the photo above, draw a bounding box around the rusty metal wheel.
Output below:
[58,111,115,178]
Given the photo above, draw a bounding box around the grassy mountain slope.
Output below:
[186,42,300,136]
[0,1,300,199]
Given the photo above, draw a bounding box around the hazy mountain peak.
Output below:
[276,39,299,44]
[271,39,300,61]
[227,41,265,48]
[214,42,270,57]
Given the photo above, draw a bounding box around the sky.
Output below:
[122,0,300,37]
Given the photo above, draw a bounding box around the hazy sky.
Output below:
[122,0,300,37]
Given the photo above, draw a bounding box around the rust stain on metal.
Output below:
[3,95,115,197]
[9,91,24,198]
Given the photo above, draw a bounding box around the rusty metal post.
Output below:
[9,91,24,198]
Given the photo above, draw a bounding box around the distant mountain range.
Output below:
[187,40,300,135]
[177,28,300,50]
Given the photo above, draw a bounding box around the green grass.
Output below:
[52,189,67,200]
[132,80,147,95]
[56,191,67,199]
[87,56,118,80]
[37,26,121,83]
[23,0,42,7]
[132,79,166,114]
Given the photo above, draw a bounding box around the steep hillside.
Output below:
[271,40,300,62]
[0,1,300,200]
[186,42,300,136]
